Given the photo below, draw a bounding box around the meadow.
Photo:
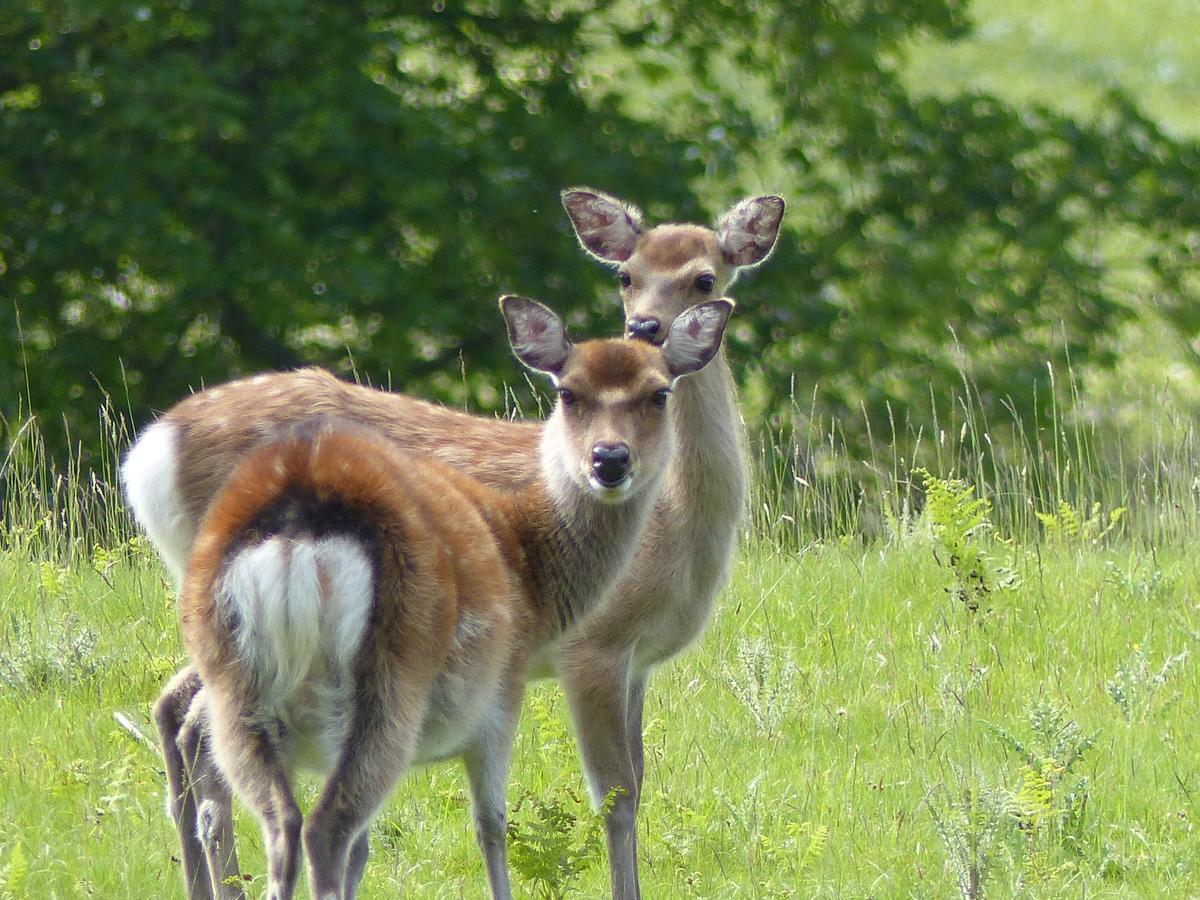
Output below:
[1,385,1198,898]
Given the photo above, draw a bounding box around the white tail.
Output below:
[218,535,371,768]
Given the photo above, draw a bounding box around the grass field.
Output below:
[2,433,1199,897]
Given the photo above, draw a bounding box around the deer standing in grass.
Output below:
[124,191,783,899]
[157,296,732,900]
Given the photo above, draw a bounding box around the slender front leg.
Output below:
[625,670,648,794]
[562,647,641,900]
[155,667,220,900]
[462,684,523,900]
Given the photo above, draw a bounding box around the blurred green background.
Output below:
[3,0,1199,465]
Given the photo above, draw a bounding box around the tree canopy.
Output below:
[3,0,1199,462]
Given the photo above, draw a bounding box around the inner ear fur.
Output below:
[561,188,644,263]
[715,196,785,268]
[662,298,735,378]
[499,295,572,377]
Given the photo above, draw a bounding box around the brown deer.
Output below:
[124,191,783,899]
[156,296,732,900]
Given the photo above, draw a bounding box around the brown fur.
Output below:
[152,318,727,900]
[135,194,782,900]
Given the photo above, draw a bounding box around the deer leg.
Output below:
[304,692,425,900]
[155,667,219,900]
[562,647,641,900]
[462,684,523,900]
[626,670,648,793]
[202,705,302,900]
[342,831,370,900]
[178,694,245,900]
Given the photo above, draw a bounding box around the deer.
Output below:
[123,190,784,899]
[153,295,733,900]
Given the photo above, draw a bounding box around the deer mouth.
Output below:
[625,330,665,347]
[586,471,635,502]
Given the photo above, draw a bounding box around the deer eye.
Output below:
[650,388,671,409]
[694,273,715,293]
[557,388,576,406]
[618,271,632,289]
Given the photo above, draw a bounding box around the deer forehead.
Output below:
[560,341,670,394]
[630,224,721,273]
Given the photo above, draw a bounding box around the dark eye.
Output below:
[695,273,715,293]
[618,271,632,288]
[651,388,671,409]
[558,388,576,406]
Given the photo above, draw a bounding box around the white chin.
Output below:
[586,474,635,502]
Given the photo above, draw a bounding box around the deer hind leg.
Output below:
[342,831,370,900]
[303,687,427,900]
[156,667,228,900]
[462,681,524,900]
[562,647,642,900]
[202,705,302,900]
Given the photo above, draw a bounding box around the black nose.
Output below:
[591,443,631,487]
[626,317,661,343]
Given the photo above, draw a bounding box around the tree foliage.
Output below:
[3,0,1200,462]
[1,1,697,457]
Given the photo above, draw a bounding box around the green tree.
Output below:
[597,2,1200,440]
[0,1,697,459]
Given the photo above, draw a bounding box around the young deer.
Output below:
[159,296,732,900]
[124,191,783,900]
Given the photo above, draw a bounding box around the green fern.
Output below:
[915,468,1015,612]
[506,787,607,899]
[1,844,28,900]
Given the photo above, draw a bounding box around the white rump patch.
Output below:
[220,535,372,707]
[121,421,193,580]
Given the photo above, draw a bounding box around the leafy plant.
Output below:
[916,468,1016,612]
[0,615,106,691]
[506,788,608,899]
[1106,645,1190,721]
[755,820,828,895]
[1036,501,1125,544]
[927,778,1013,900]
[724,636,798,736]
[0,844,28,900]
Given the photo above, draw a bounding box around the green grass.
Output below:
[2,501,1199,896]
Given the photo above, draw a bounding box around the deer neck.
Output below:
[666,349,748,517]
[509,434,662,643]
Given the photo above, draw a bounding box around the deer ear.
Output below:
[661,298,734,379]
[500,295,571,378]
[715,196,785,267]
[561,188,643,263]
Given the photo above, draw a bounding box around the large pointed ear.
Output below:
[500,295,572,379]
[661,299,735,379]
[561,188,644,263]
[715,196,785,267]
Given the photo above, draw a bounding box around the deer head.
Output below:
[561,189,784,344]
[500,295,732,502]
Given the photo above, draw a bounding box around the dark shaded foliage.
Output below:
[3,0,1200,463]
